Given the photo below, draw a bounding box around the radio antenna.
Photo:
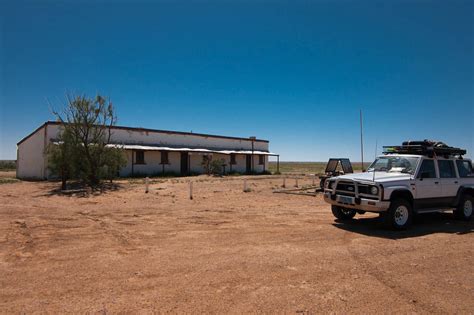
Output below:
[375,139,378,159]
[373,139,377,182]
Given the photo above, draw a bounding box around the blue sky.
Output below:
[1,0,473,161]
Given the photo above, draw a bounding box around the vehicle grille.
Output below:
[336,182,355,196]
[335,181,378,200]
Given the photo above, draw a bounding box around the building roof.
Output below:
[106,144,278,155]
[17,121,270,146]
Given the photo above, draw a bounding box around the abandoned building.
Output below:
[16,121,279,179]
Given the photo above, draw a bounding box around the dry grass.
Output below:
[0,171,18,184]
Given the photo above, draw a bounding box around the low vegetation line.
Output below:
[268,161,370,175]
[0,160,16,171]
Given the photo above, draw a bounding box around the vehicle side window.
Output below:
[417,160,436,178]
[456,160,473,178]
[438,160,456,178]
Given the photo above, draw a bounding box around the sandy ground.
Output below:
[0,175,473,313]
[0,171,16,178]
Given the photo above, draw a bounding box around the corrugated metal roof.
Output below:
[18,121,270,145]
[106,144,277,155]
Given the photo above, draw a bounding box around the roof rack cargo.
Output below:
[383,140,466,157]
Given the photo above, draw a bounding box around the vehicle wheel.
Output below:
[454,194,473,221]
[331,206,356,220]
[384,199,413,230]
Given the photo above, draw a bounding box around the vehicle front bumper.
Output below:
[323,191,390,213]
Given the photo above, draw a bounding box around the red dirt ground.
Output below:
[1,175,473,313]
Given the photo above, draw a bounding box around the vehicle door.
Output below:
[437,159,459,205]
[456,159,474,186]
[414,158,441,208]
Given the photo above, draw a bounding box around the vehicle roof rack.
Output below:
[383,140,466,157]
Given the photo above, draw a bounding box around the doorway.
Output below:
[246,154,252,174]
[180,152,189,175]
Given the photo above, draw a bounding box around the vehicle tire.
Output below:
[454,194,473,221]
[384,198,413,230]
[331,206,356,220]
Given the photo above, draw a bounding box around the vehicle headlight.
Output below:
[370,186,379,195]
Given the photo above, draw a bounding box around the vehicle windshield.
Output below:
[367,156,419,175]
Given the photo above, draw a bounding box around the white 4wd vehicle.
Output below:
[323,141,474,230]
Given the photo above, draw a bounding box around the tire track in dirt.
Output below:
[76,212,138,250]
[4,220,35,261]
[341,230,445,314]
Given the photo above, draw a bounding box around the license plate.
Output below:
[338,195,355,205]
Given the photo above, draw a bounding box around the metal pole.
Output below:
[145,177,149,193]
[277,155,280,173]
[360,109,364,172]
[131,150,135,176]
[188,152,190,176]
[251,139,254,173]
[189,181,193,200]
[374,139,378,159]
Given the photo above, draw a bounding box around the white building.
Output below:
[16,121,279,179]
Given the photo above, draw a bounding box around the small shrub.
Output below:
[201,156,226,175]
[0,178,19,185]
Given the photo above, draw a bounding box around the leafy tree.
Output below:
[201,155,212,175]
[49,94,126,188]
[210,158,225,175]
[100,146,127,183]
[46,128,78,190]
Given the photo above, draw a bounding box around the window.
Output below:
[161,151,169,164]
[438,160,456,178]
[259,155,265,165]
[368,156,419,175]
[135,151,145,164]
[417,160,436,178]
[230,154,236,165]
[456,160,473,178]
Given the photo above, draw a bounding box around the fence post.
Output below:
[189,181,193,200]
[312,175,315,186]
[145,177,150,193]
[295,178,299,187]
[282,177,286,188]
[244,179,248,192]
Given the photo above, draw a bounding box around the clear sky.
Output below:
[1,0,473,161]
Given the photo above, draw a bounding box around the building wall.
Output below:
[18,122,271,179]
[119,151,183,177]
[17,125,47,179]
[117,151,269,177]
